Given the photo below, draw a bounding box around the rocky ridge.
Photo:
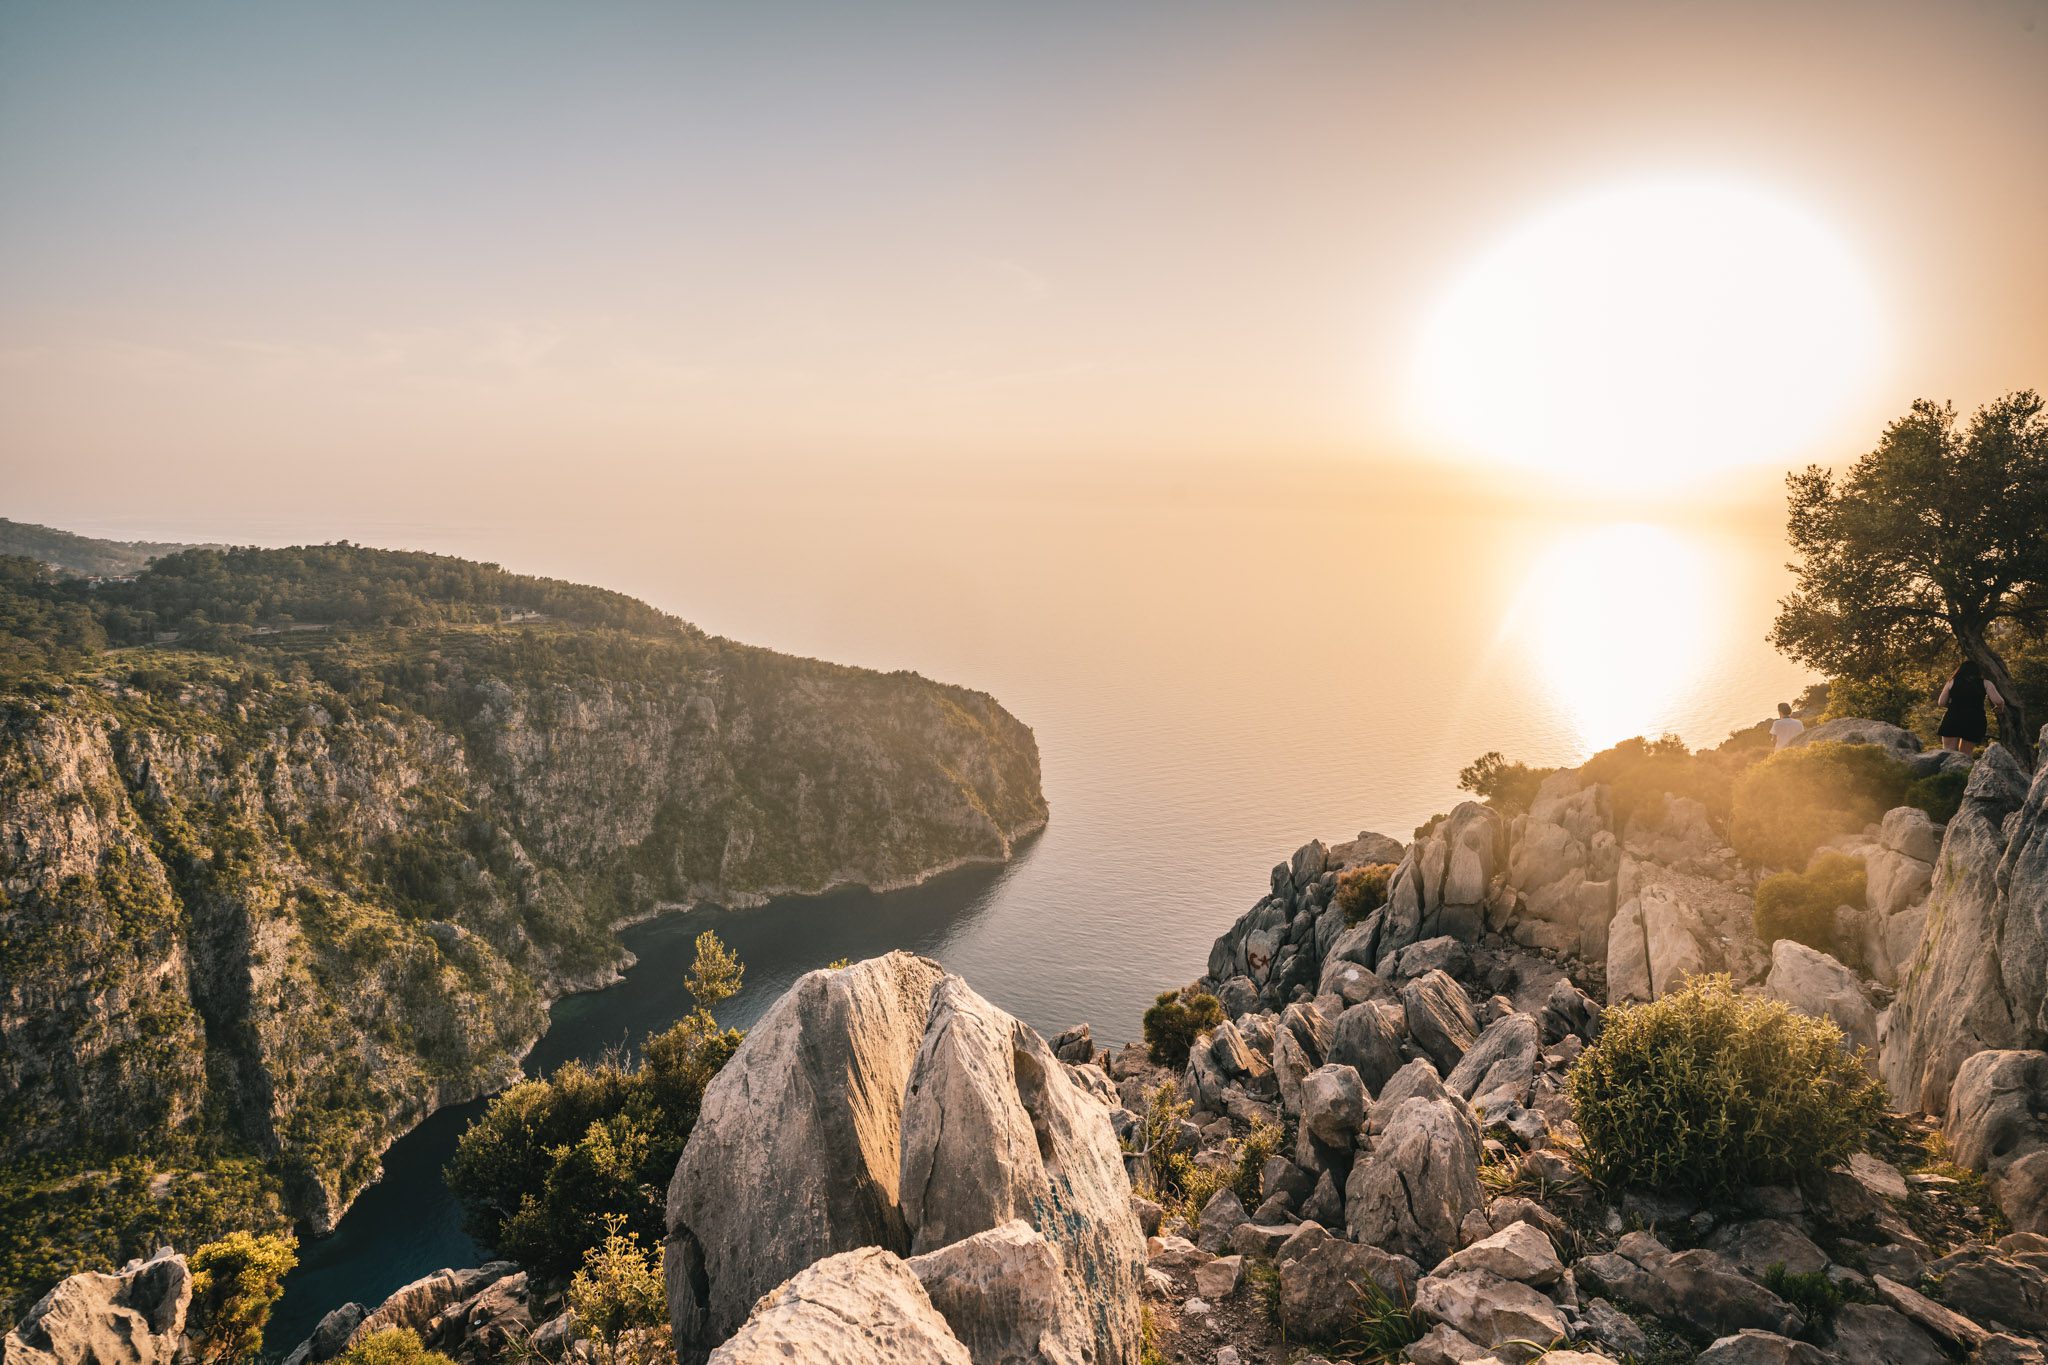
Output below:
[0,618,1046,1248]
[15,720,2048,1365]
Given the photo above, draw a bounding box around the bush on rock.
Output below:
[337,1328,456,1365]
[1334,862,1399,922]
[1753,852,1866,954]
[1143,987,1223,1068]
[1729,742,1910,867]
[1566,976,1884,1198]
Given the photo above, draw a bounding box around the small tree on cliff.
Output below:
[1771,391,2048,769]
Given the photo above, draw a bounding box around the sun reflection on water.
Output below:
[1504,522,1715,752]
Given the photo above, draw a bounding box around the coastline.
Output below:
[301,818,1049,1237]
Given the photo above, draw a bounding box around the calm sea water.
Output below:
[85,487,1808,1346]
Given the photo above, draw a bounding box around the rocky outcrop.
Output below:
[706,1249,971,1365]
[1882,737,2047,1112]
[906,1222,1093,1365]
[1946,1049,2048,1236]
[1763,940,1878,1057]
[2,1250,190,1365]
[665,955,1141,1364]
[1,615,1046,1237]
[665,953,946,1352]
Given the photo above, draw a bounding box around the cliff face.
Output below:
[0,626,1045,1235]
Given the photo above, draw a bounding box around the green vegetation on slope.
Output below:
[0,517,199,578]
[0,534,1045,1316]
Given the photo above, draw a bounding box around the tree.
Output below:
[566,1215,673,1365]
[1772,392,2048,769]
[447,932,743,1279]
[187,1232,298,1363]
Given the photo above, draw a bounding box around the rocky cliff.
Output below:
[0,556,1046,1268]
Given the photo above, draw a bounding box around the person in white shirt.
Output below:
[1769,702,1805,750]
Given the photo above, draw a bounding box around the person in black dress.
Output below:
[1937,659,2005,755]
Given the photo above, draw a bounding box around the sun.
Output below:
[1409,176,1888,492]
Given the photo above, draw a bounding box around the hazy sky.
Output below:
[4,0,2046,535]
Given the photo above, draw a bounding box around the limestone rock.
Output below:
[904,1221,1095,1365]
[1433,1221,1561,1286]
[1702,1220,1827,1279]
[1945,1049,2048,1233]
[1345,1092,1483,1265]
[1785,718,1923,754]
[1402,970,1479,1075]
[666,953,945,1355]
[1288,1067,1360,1152]
[1763,940,1878,1056]
[1693,1330,1826,1364]
[1882,741,2045,1113]
[3,1250,190,1365]
[1329,1001,1407,1093]
[1445,1014,1539,1118]
[1413,1269,1568,1358]
[1826,1302,1946,1365]
[898,976,1145,1363]
[706,1248,971,1365]
[1275,1238,1418,1342]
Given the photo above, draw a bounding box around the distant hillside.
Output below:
[0,517,202,577]
[0,530,1047,1304]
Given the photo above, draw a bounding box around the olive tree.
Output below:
[1772,391,2048,769]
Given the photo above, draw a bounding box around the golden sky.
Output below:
[3,1,2046,530]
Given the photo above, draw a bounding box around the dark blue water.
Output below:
[266,854,1075,1350]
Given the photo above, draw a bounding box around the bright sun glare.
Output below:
[1508,522,1714,751]
[1412,177,1888,492]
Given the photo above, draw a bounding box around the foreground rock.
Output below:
[3,1251,190,1365]
[666,953,1142,1363]
[666,953,947,1351]
[1883,738,2047,1111]
[706,1249,971,1365]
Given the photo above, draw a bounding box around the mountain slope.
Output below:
[0,540,1046,1286]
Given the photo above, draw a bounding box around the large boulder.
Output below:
[1329,1000,1407,1092]
[1400,970,1478,1075]
[1946,1050,2048,1235]
[1380,804,1506,963]
[666,954,1141,1364]
[666,953,946,1355]
[1414,1269,1569,1359]
[1299,1063,1366,1147]
[1275,1237,1418,1342]
[1444,1013,1540,1118]
[1882,741,2047,1112]
[1345,1092,1483,1264]
[899,977,1145,1363]
[3,1250,190,1365]
[706,1248,972,1365]
[906,1221,1093,1365]
[1763,940,1878,1057]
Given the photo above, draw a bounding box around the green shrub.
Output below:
[566,1215,671,1365]
[1728,742,1911,867]
[1905,768,1969,826]
[1753,852,1866,953]
[448,933,742,1278]
[337,1329,455,1365]
[1821,674,1921,727]
[1334,863,1398,922]
[1123,1081,1223,1223]
[1457,751,1558,815]
[1143,987,1223,1069]
[1231,1118,1285,1205]
[188,1231,297,1364]
[1328,1277,1423,1359]
[1566,976,1885,1197]
[1761,1263,1851,1338]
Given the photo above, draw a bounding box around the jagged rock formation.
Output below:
[1881,736,2048,1112]
[2,1250,190,1365]
[1,578,1045,1242]
[665,953,1143,1365]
